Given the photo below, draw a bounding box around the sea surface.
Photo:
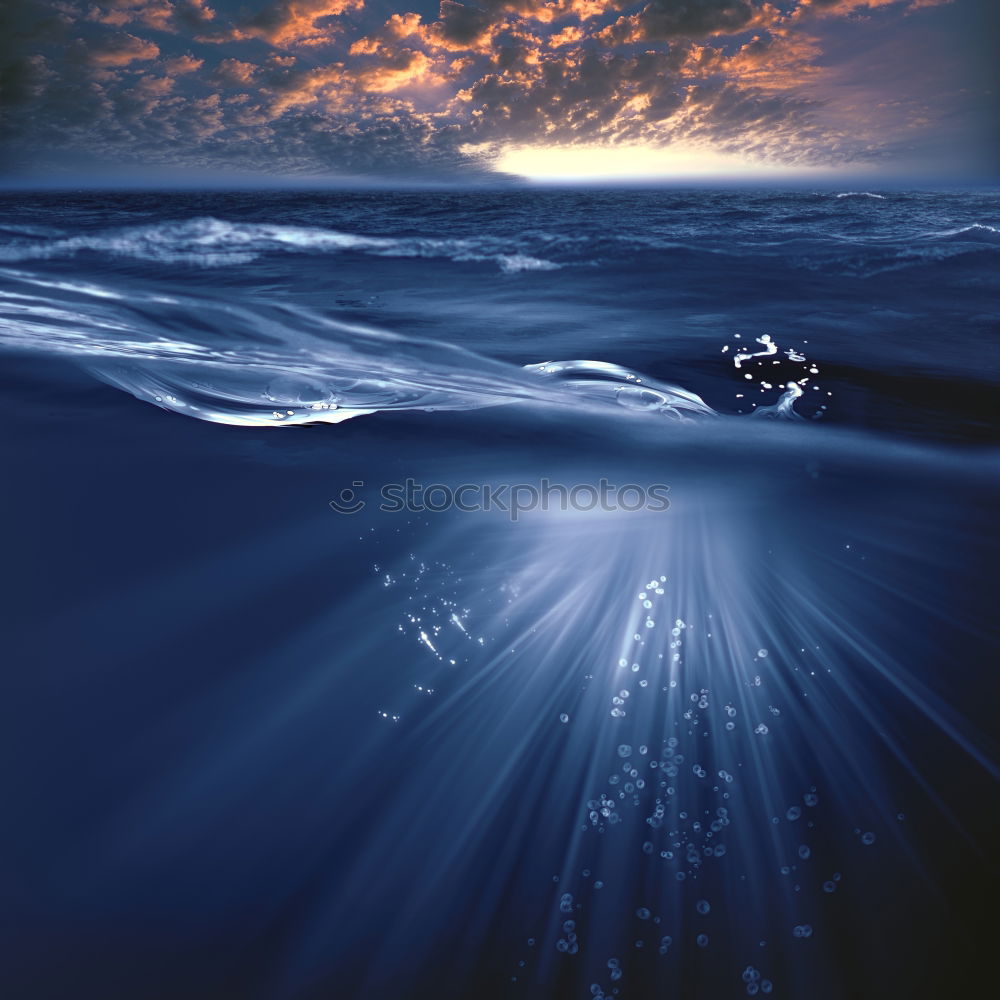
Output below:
[1,189,998,1000]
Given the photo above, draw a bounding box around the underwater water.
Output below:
[1,188,998,999]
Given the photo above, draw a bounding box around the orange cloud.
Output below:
[84,0,215,31]
[708,30,825,89]
[351,3,501,59]
[349,12,423,54]
[266,65,349,112]
[132,74,175,95]
[216,58,257,84]
[87,32,161,66]
[224,0,364,47]
[85,1,174,31]
[549,24,585,46]
[357,49,445,92]
[163,54,204,74]
[794,0,950,17]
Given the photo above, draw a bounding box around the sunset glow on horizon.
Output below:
[492,142,840,182]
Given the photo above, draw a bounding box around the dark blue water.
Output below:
[1,189,998,1000]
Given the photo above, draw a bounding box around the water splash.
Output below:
[726,331,828,419]
[733,334,778,369]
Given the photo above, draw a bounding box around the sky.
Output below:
[0,0,997,183]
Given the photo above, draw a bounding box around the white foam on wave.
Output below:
[497,254,561,274]
[835,192,887,200]
[921,223,1000,240]
[0,217,562,274]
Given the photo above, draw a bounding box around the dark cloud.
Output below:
[0,1,66,118]
[622,0,763,41]
[437,1,494,46]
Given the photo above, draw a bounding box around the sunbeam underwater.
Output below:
[1,189,998,1000]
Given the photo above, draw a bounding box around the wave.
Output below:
[0,266,807,428]
[8,213,997,280]
[917,222,1000,242]
[835,192,887,200]
[0,217,561,274]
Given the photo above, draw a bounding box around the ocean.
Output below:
[1,188,998,1000]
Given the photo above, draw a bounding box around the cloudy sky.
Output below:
[1,0,996,182]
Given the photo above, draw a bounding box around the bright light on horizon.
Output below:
[491,143,840,183]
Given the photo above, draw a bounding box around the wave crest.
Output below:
[0,217,562,274]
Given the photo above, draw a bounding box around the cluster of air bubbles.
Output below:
[610,578,681,717]
[587,792,620,827]
[742,967,774,995]
[373,546,892,997]
[610,688,631,718]
[515,574,861,986]
[376,556,498,725]
[555,919,579,954]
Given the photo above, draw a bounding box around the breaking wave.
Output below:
[0,217,562,274]
[2,209,998,283]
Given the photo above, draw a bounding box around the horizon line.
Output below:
[1,177,998,193]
